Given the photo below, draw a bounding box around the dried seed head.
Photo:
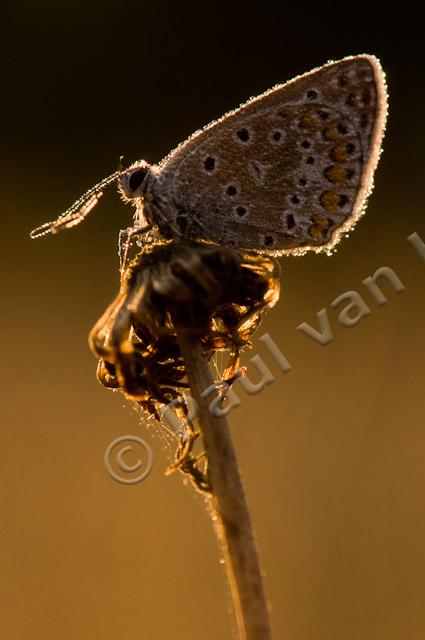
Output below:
[89,240,280,413]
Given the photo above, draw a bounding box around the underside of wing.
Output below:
[154,55,388,255]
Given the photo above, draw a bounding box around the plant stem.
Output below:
[176,327,273,640]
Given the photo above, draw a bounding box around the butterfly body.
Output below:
[31,55,388,257]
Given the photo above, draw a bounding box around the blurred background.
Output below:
[1,3,424,639]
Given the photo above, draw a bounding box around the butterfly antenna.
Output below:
[30,170,122,239]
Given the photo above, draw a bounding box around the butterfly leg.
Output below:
[118,223,151,273]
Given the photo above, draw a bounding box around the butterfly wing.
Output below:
[152,55,387,255]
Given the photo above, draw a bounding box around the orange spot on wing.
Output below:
[309,213,333,241]
[330,144,350,162]
[322,126,339,141]
[300,114,317,128]
[325,165,348,183]
[311,213,329,228]
[309,224,323,240]
[320,190,341,213]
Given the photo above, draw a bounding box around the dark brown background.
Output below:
[1,3,424,639]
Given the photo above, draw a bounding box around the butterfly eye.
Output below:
[128,167,148,191]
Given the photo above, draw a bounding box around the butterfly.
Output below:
[30,54,387,258]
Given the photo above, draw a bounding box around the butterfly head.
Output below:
[119,161,152,201]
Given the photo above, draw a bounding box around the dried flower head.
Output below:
[89,239,280,486]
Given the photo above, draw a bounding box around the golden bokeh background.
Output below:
[1,3,424,639]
